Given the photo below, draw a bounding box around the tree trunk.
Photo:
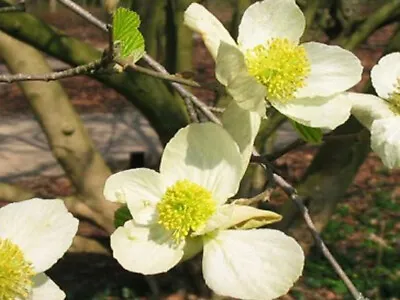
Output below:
[0,11,189,144]
[0,31,117,233]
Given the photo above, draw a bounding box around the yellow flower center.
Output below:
[388,77,400,115]
[157,180,216,241]
[0,238,35,300]
[245,38,310,101]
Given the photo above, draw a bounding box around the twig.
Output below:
[263,132,362,161]
[208,106,225,113]
[57,0,107,31]
[231,188,273,206]
[266,138,306,161]
[272,172,366,300]
[0,60,102,83]
[129,63,203,89]
[56,0,221,125]
[0,1,25,13]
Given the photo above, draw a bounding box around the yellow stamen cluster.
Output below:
[157,179,216,241]
[245,38,310,101]
[0,238,35,300]
[388,77,400,115]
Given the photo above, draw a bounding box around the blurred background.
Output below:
[0,0,399,299]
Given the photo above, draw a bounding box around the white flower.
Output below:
[104,123,304,300]
[350,52,400,168]
[184,0,362,129]
[0,198,78,300]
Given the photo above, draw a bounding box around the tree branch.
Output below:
[0,8,189,144]
[0,31,118,233]
[56,0,221,125]
[336,0,400,51]
[0,0,24,12]
[272,172,366,300]
[0,60,102,83]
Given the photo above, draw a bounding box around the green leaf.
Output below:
[113,7,145,63]
[290,120,323,144]
[114,205,132,228]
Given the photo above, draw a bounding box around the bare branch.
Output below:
[56,0,221,125]
[0,31,117,234]
[57,0,107,31]
[272,172,366,300]
[0,1,24,12]
[128,63,204,89]
[337,0,400,51]
[0,60,102,83]
[261,132,363,161]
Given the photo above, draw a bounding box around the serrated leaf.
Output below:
[290,119,323,144]
[113,7,145,63]
[114,205,132,228]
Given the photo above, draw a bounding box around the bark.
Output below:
[278,119,370,253]
[229,0,252,40]
[335,0,400,50]
[137,0,166,61]
[0,10,189,144]
[0,183,35,202]
[0,31,117,233]
[280,20,400,254]
[165,0,193,73]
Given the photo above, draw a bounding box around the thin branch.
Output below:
[0,1,25,12]
[264,132,362,161]
[208,106,225,113]
[129,63,204,89]
[231,188,273,206]
[57,0,107,31]
[337,0,400,51]
[272,172,366,300]
[266,138,306,161]
[56,0,221,125]
[0,60,102,83]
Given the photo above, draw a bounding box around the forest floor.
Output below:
[0,4,399,300]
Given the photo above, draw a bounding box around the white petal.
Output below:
[215,42,266,116]
[371,117,400,169]
[184,3,236,60]
[226,71,266,117]
[203,229,304,300]
[181,236,204,262]
[0,198,78,273]
[160,123,243,204]
[110,221,184,275]
[295,42,363,98]
[222,101,261,176]
[271,93,352,130]
[194,204,234,236]
[371,52,400,99]
[349,92,395,129]
[30,273,65,300]
[216,41,247,86]
[238,0,305,51]
[103,168,165,225]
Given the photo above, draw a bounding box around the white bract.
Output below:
[350,52,400,168]
[184,0,362,129]
[0,198,78,300]
[104,123,305,300]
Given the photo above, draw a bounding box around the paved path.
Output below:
[0,107,297,182]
